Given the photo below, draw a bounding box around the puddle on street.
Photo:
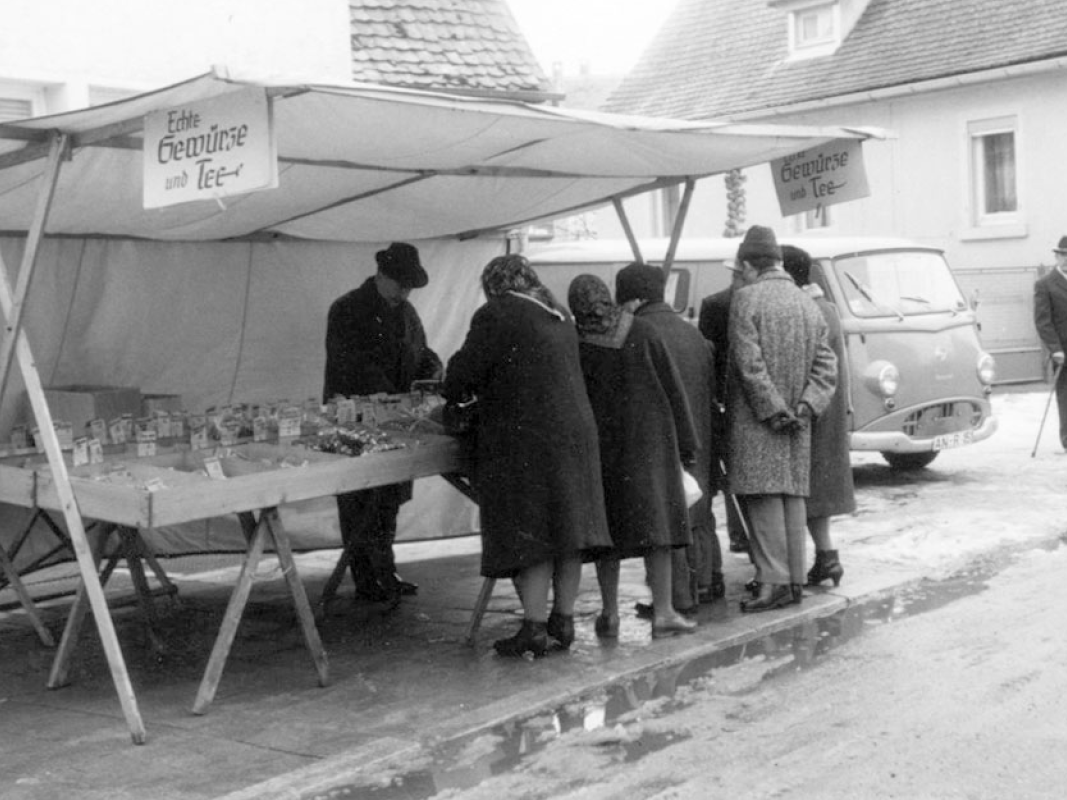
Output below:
[309,541,1061,800]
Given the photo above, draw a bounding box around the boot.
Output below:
[494,620,549,659]
[546,612,575,651]
[806,549,844,587]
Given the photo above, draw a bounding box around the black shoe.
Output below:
[354,581,393,603]
[806,550,844,587]
[740,583,794,613]
[393,574,419,596]
[494,620,549,659]
[698,573,726,603]
[546,611,575,651]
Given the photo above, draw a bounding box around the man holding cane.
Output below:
[1033,235,1067,452]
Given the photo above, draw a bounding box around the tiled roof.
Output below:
[349,0,551,95]
[604,0,1067,119]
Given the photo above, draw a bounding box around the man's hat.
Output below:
[615,261,666,304]
[1054,235,1067,254]
[375,242,428,288]
[737,225,782,263]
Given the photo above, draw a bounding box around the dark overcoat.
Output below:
[727,270,837,497]
[323,277,441,504]
[1034,268,1067,355]
[635,302,716,495]
[807,289,856,518]
[577,314,697,556]
[443,293,611,578]
[323,277,441,400]
[698,286,732,403]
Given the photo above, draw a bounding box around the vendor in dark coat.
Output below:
[568,274,698,640]
[782,245,856,589]
[615,262,724,615]
[444,255,611,659]
[323,242,442,603]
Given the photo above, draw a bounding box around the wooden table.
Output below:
[0,433,468,721]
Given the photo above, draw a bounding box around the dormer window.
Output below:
[770,0,846,60]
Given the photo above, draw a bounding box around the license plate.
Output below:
[932,430,974,451]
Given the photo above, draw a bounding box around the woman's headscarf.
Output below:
[568,273,624,338]
[481,254,563,313]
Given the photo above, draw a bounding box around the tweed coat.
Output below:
[577,313,697,556]
[727,270,837,497]
[1034,268,1067,355]
[806,288,856,518]
[443,293,611,578]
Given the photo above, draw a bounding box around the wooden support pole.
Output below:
[0,133,67,410]
[662,177,696,277]
[0,540,54,646]
[0,134,147,744]
[612,197,644,266]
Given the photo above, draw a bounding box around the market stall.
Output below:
[0,68,880,742]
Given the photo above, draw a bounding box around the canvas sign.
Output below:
[772,139,869,217]
[143,87,278,209]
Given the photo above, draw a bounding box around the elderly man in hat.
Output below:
[324,242,442,604]
[726,225,837,612]
[1034,235,1067,451]
[614,261,724,617]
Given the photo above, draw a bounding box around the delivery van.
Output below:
[524,235,998,469]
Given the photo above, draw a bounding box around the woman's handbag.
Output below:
[442,397,479,436]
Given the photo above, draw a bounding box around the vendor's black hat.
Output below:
[376,242,428,288]
[737,225,782,263]
[1054,235,1067,254]
[615,261,666,304]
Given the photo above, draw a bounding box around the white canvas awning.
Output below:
[0,69,882,242]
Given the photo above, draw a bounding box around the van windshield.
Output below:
[832,250,967,318]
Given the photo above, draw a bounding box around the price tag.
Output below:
[109,417,127,444]
[136,427,157,458]
[190,422,209,451]
[89,418,108,444]
[278,407,302,438]
[202,455,227,480]
[72,436,90,467]
[88,438,104,464]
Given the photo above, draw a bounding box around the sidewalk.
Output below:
[1,389,1064,800]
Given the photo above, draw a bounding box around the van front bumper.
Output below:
[850,414,998,454]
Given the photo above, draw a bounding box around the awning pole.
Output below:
[612,197,644,265]
[0,133,147,744]
[0,132,67,410]
[662,178,696,277]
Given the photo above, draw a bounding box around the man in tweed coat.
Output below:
[726,226,837,613]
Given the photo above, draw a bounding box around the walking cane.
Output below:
[1031,361,1062,458]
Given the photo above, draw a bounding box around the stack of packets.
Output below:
[11,389,448,467]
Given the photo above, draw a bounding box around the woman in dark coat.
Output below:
[443,255,612,658]
[782,245,856,587]
[568,274,698,639]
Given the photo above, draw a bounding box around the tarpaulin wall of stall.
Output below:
[0,234,500,570]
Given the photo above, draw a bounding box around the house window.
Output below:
[788,1,839,57]
[0,97,32,121]
[969,117,1019,225]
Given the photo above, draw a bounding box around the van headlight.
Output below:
[977,352,996,385]
[864,360,899,398]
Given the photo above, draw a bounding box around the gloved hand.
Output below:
[768,410,799,433]
[1054,351,1065,367]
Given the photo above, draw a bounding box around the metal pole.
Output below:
[1032,362,1062,458]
